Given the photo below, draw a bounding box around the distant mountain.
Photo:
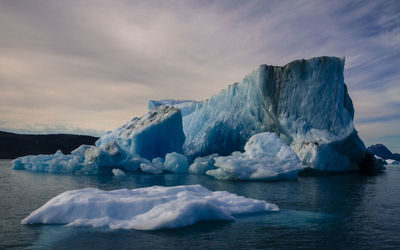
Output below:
[367,144,400,161]
[0,131,98,159]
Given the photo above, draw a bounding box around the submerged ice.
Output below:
[22,185,279,230]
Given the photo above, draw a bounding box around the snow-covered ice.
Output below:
[206,133,304,181]
[21,185,279,230]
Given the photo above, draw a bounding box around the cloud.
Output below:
[0,0,399,150]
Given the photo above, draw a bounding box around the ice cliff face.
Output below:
[96,105,185,159]
[153,57,366,171]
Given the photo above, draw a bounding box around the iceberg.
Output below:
[206,132,303,180]
[13,106,185,174]
[21,185,279,230]
[154,57,366,172]
[14,56,369,175]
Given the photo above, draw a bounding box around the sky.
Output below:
[0,0,399,152]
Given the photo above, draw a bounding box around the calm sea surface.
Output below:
[0,159,399,249]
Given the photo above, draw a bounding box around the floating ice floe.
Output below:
[206,132,304,180]
[163,152,189,173]
[22,185,279,230]
[189,154,218,175]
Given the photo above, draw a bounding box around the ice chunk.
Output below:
[12,150,96,174]
[140,163,163,174]
[140,157,164,174]
[112,169,126,176]
[181,57,366,172]
[189,154,218,175]
[206,132,304,181]
[152,157,165,169]
[21,185,278,230]
[163,152,189,173]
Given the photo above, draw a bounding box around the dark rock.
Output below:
[359,151,384,176]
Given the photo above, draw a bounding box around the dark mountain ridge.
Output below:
[0,131,98,159]
[367,144,400,161]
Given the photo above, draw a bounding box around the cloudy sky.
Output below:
[0,0,399,152]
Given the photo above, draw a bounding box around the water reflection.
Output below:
[1,160,400,249]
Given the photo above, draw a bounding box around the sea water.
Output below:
[1,159,399,249]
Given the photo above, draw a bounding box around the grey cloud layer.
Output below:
[0,0,399,151]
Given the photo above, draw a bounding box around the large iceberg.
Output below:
[13,106,185,174]
[22,185,279,230]
[14,56,368,175]
[153,57,366,172]
[207,132,304,180]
